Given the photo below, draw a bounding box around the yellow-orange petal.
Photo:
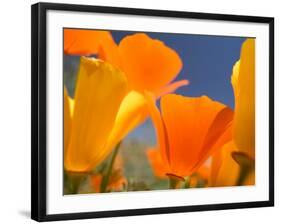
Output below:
[144,91,170,167]
[64,87,72,154]
[193,107,234,171]
[64,57,128,172]
[68,96,75,117]
[196,160,212,183]
[119,33,182,92]
[98,36,121,69]
[231,60,240,100]
[103,91,149,156]
[146,148,169,178]
[154,79,189,98]
[232,39,255,159]
[210,141,240,187]
[160,94,230,177]
[64,29,118,60]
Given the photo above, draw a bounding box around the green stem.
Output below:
[100,142,122,193]
[168,176,183,189]
[169,177,178,189]
[184,176,190,188]
[66,172,86,194]
[167,173,185,189]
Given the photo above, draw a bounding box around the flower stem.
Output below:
[168,174,184,189]
[169,177,178,189]
[100,142,122,193]
[184,176,190,188]
[66,172,86,194]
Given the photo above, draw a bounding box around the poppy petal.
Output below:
[144,91,170,167]
[231,60,240,100]
[154,79,189,97]
[146,148,169,178]
[119,33,182,92]
[210,141,240,187]
[160,95,229,177]
[64,29,117,58]
[103,90,149,156]
[64,87,72,154]
[192,107,234,171]
[64,57,128,172]
[232,39,255,159]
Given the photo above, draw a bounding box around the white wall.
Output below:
[0,0,279,223]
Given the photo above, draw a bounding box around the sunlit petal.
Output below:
[146,148,169,178]
[160,94,232,177]
[144,92,170,167]
[119,33,182,92]
[193,108,234,171]
[104,90,149,155]
[232,39,255,159]
[210,141,240,187]
[154,79,189,97]
[64,29,118,61]
[64,57,128,172]
[64,87,72,154]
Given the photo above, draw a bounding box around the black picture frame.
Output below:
[31,2,274,222]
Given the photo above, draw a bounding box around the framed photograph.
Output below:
[31,2,274,222]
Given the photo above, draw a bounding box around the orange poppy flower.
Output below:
[145,93,233,178]
[147,147,211,186]
[231,38,255,159]
[117,33,184,93]
[206,39,256,187]
[64,58,129,172]
[64,29,116,55]
[64,29,188,95]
